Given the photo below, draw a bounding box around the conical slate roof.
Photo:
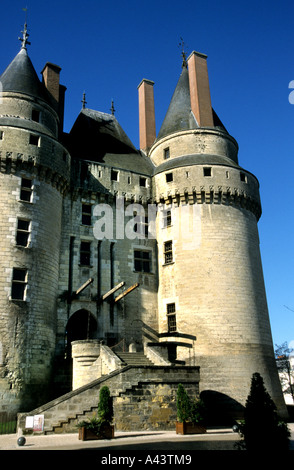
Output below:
[157,65,198,140]
[156,63,228,140]
[0,48,49,102]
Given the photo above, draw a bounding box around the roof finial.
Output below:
[19,8,31,50]
[110,99,115,115]
[81,91,87,109]
[178,37,187,68]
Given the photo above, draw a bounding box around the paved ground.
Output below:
[0,423,293,452]
[0,427,240,451]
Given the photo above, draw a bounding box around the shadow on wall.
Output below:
[200,390,244,425]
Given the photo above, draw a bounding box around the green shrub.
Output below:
[77,385,113,435]
[176,384,206,424]
[97,386,113,425]
[176,384,191,423]
[190,398,206,424]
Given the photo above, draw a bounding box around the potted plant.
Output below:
[176,383,206,434]
[78,386,114,440]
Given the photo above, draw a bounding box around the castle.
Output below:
[0,24,287,430]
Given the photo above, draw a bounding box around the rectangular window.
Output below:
[29,134,40,146]
[111,169,119,181]
[20,178,33,202]
[16,219,30,247]
[11,268,27,300]
[166,172,173,183]
[134,214,149,238]
[80,241,91,266]
[139,177,147,187]
[134,250,151,273]
[167,303,177,333]
[82,204,92,225]
[163,209,172,228]
[32,109,40,122]
[164,241,173,264]
[203,167,212,177]
[240,172,247,183]
[164,147,170,159]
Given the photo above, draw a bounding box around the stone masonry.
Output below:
[0,25,288,428]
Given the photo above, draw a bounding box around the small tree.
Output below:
[176,384,206,424]
[77,385,113,436]
[190,398,206,424]
[176,383,191,423]
[97,385,113,425]
[237,372,290,451]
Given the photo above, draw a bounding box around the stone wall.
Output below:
[0,88,69,413]
[149,127,287,419]
[17,365,200,433]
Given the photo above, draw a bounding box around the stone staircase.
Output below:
[115,352,154,366]
[17,364,200,434]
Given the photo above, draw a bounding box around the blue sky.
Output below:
[1,0,293,349]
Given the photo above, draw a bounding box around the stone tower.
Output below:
[139,51,287,418]
[0,24,287,426]
[0,26,69,413]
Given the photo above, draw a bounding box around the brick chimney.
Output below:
[41,62,62,103]
[41,62,66,136]
[138,79,156,151]
[187,51,213,127]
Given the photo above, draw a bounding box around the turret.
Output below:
[138,50,287,420]
[0,25,70,413]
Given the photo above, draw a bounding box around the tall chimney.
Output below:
[187,51,213,127]
[41,62,61,103]
[138,79,156,151]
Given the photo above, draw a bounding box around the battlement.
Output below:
[0,145,70,194]
[152,161,261,220]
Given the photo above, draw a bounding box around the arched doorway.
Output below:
[65,309,98,359]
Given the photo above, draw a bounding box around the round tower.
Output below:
[0,28,70,413]
[143,51,287,420]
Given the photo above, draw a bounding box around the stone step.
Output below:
[18,365,200,434]
[116,352,154,366]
